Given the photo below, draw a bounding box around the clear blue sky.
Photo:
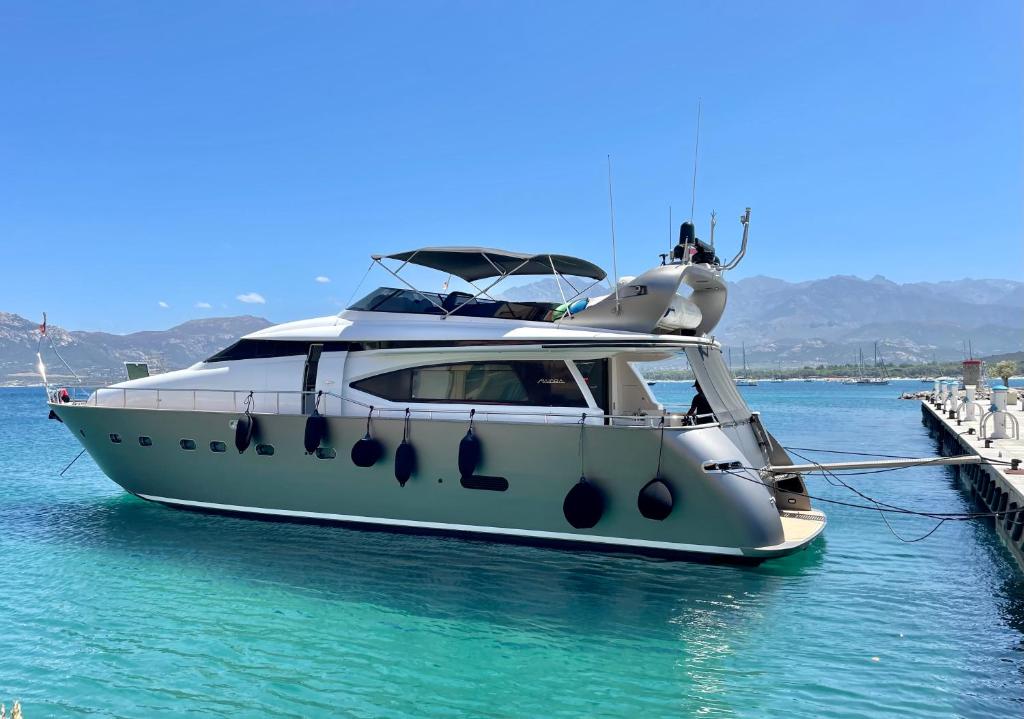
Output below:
[1,1,1020,332]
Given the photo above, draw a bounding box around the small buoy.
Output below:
[395,442,416,486]
[458,410,481,477]
[352,406,383,467]
[638,478,674,520]
[351,433,383,467]
[394,408,416,485]
[304,412,327,454]
[459,430,480,477]
[563,476,604,529]
[234,414,256,454]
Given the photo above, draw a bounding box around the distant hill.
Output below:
[720,275,1023,366]
[0,313,271,385]
[4,272,1022,384]
[502,274,1024,367]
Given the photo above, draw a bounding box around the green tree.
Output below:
[992,360,1018,388]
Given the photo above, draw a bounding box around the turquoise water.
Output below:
[2,382,1024,718]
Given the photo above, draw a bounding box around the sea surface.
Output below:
[2,381,1024,718]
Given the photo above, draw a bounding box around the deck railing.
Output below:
[60,386,717,428]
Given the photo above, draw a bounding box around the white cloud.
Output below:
[195,301,212,309]
[236,292,266,304]
[158,301,169,309]
[315,275,331,284]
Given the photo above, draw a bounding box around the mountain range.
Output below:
[503,275,1024,367]
[0,313,271,385]
[2,274,1022,385]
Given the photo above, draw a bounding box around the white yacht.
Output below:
[44,211,825,563]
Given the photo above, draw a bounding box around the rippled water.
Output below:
[2,383,1024,718]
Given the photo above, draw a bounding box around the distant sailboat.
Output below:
[735,344,758,386]
[847,343,889,385]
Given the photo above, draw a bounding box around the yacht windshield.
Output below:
[685,346,752,426]
[348,287,560,322]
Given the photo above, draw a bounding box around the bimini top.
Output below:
[377,247,607,282]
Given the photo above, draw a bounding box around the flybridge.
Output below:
[361,225,750,336]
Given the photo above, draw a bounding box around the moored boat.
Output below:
[43,212,824,562]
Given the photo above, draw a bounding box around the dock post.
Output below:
[945,381,958,418]
[991,385,1009,440]
[965,385,977,421]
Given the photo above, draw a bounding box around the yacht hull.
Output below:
[50,403,824,562]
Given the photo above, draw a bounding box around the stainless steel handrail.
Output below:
[73,385,718,427]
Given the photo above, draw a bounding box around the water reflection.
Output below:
[24,493,823,641]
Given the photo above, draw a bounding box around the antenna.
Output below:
[606,155,621,313]
[689,98,702,221]
[668,205,673,255]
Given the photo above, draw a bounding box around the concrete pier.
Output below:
[921,387,1024,571]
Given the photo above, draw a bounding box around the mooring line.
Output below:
[59,448,86,477]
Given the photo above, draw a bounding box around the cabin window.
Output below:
[350,361,587,407]
[256,444,275,456]
[573,359,608,411]
[210,441,227,453]
[138,436,153,447]
[109,433,122,444]
[179,439,197,450]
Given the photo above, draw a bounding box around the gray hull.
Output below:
[51,403,824,561]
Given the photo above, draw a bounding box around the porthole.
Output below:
[256,444,275,456]
[210,441,227,453]
[179,439,197,451]
[109,433,122,444]
[315,447,337,460]
[138,436,153,447]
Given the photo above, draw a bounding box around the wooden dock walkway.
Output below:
[921,388,1024,570]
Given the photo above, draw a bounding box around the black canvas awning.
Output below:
[378,247,607,282]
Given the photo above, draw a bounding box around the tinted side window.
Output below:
[574,359,608,411]
[351,361,586,407]
[206,339,349,363]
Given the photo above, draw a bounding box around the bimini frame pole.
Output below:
[373,251,608,320]
[371,256,448,314]
[438,255,535,318]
